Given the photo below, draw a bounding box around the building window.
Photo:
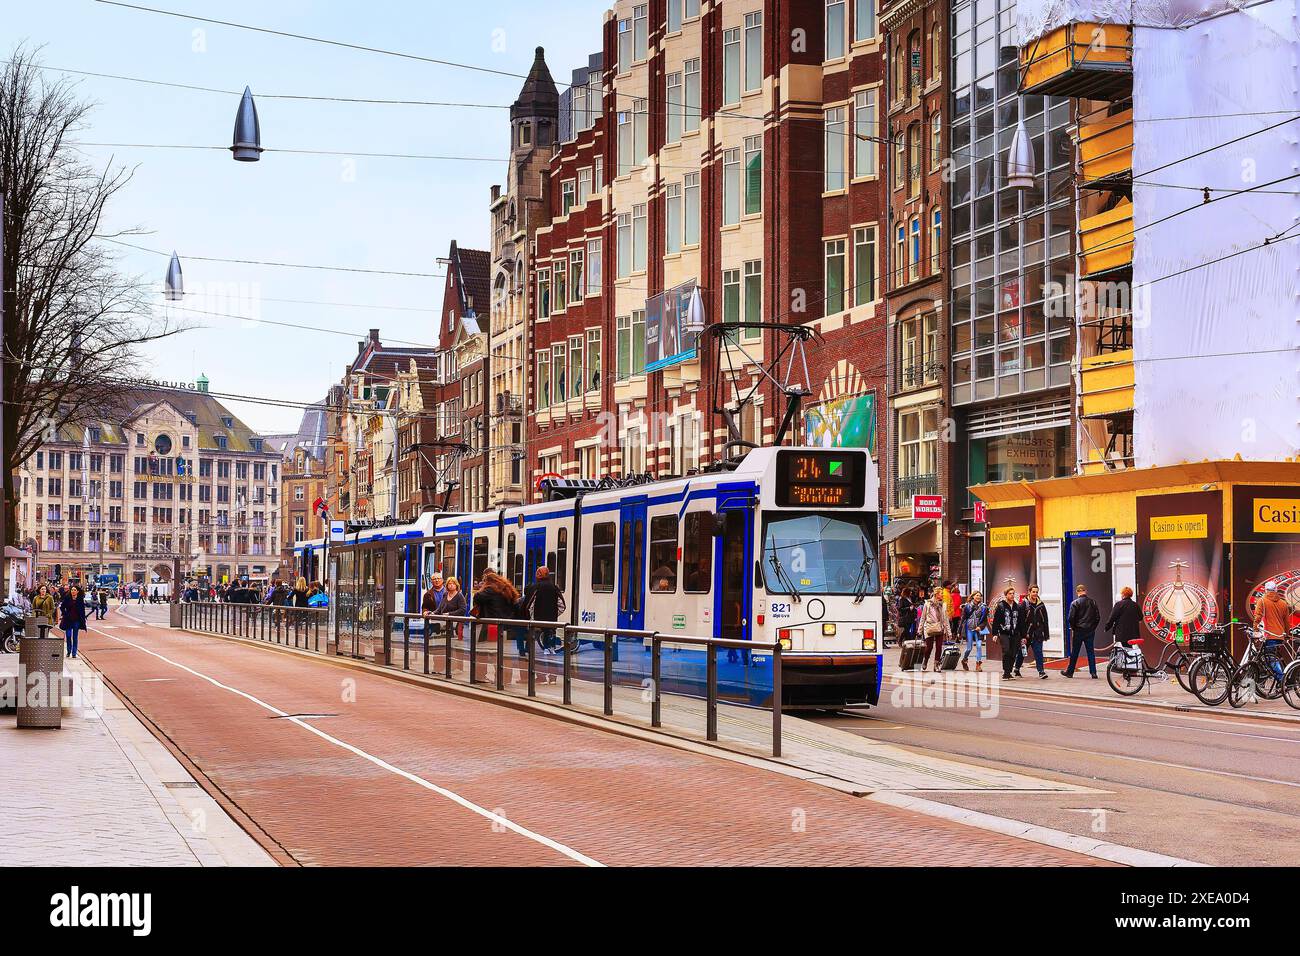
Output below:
[668,0,683,33]
[617,110,633,176]
[930,24,941,81]
[617,18,633,73]
[633,98,648,166]
[683,59,701,133]
[824,106,846,191]
[743,260,762,341]
[824,239,847,315]
[894,133,905,190]
[683,172,700,245]
[536,347,551,410]
[853,89,877,178]
[577,167,592,205]
[617,213,632,278]
[586,238,602,296]
[931,208,942,273]
[568,336,583,401]
[900,313,941,388]
[569,249,584,303]
[909,216,921,282]
[553,259,568,311]
[854,225,877,305]
[561,179,576,216]
[633,4,648,60]
[722,268,740,336]
[552,344,567,401]
[744,135,762,215]
[666,72,683,143]
[616,312,646,380]
[930,113,942,170]
[744,12,763,92]
[723,28,741,105]
[855,0,876,42]
[594,156,604,191]
[722,147,741,226]
[586,328,601,392]
[895,223,905,283]
[826,0,847,59]
[623,424,645,474]
[897,407,939,506]
[665,183,682,254]
[632,203,647,272]
[685,0,700,18]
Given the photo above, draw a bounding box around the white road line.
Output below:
[1049,744,1300,790]
[88,625,605,867]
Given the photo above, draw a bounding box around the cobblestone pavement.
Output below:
[75,615,1112,867]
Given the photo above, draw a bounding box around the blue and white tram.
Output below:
[294,447,883,707]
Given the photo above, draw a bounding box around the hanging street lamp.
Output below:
[1005,114,1036,191]
[230,87,263,162]
[164,251,184,300]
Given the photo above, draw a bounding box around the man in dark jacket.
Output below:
[1105,586,1142,648]
[990,585,1022,679]
[1022,585,1051,678]
[1063,583,1101,678]
[520,567,566,650]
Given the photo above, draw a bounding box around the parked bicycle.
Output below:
[1228,625,1297,708]
[1186,626,1235,706]
[1281,628,1300,711]
[1103,632,1194,696]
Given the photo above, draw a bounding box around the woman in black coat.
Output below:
[1104,586,1142,646]
[59,585,89,659]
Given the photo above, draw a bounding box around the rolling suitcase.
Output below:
[898,638,926,671]
[940,642,962,671]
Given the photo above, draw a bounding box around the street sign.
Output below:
[912,494,943,520]
[974,500,988,524]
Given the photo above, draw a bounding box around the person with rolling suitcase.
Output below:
[918,587,952,672]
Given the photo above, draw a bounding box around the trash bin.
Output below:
[16,616,62,729]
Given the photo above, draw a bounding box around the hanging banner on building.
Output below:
[1231,486,1300,642]
[643,279,700,373]
[1136,491,1223,647]
[805,393,877,454]
[985,505,1036,597]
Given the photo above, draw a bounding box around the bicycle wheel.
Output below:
[1228,667,1263,709]
[1283,661,1300,711]
[1259,659,1285,700]
[1106,659,1146,696]
[1189,656,1232,707]
[1171,650,1194,694]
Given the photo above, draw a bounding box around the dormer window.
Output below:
[215,435,227,450]
[221,416,234,428]
[251,438,264,452]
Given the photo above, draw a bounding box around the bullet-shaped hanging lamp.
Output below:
[164,251,184,300]
[1005,116,1035,191]
[230,87,263,162]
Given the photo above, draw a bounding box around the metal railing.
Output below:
[181,603,784,756]
[180,601,327,653]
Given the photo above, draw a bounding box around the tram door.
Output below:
[716,506,753,644]
[617,498,647,631]
[456,528,472,588]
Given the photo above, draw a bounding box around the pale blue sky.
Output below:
[4,0,609,433]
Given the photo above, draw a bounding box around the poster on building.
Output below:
[985,505,1036,599]
[804,393,877,455]
[1135,491,1224,649]
[643,280,699,373]
[1231,486,1300,645]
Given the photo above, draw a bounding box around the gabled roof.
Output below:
[55,385,272,454]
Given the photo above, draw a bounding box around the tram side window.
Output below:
[506,534,517,589]
[683,512,713,593]
[512,551,524,591]
[556,528,568,590]
[648,515,678,593]
[472,536,489,585]
[591,521,616,592]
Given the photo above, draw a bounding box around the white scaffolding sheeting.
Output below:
[1131,0,1299,466]
[1018,0,1249,43]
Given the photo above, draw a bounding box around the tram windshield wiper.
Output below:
[767,539,802,603]
[850,535,871,605]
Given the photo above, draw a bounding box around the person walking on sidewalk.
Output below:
[1104,586,1141,648]
[59,584,88,659]
[519,566,565,652]
[32,584,57,627]
[1023,585,1051,678]
[946,581,964,641]
[918,587,951,672]
[991,585,1023,679]
[896,587,918,644]
[1063,583,1101,678]
[1252,580,1291,684]
[961,590,989,671]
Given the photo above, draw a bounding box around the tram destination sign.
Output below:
[775,450,865,508]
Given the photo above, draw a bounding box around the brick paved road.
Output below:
[78,617,1110,866]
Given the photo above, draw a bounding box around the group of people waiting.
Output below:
[420,566,565,655]
[892,578,1146,679]
[180,578,329,608]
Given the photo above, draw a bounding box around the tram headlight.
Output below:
[822,623,836,636]
[778,627,803,650]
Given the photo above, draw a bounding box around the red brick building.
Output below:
[525,0,889,505]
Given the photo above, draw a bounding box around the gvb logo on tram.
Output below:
[296,447,884,708]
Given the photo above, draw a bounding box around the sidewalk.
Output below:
[0,651,275,867]
[882,642,1300,722]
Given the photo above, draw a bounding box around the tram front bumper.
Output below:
[780,653,881,707]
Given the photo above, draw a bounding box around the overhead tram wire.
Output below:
[100,237,446,279]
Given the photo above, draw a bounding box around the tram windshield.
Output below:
[762,512,879,596]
